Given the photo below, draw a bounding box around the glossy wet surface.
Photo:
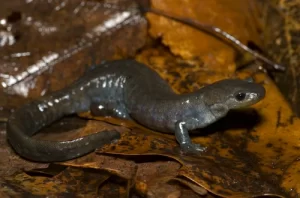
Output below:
[0,0,300,197]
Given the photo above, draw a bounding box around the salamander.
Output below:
[6,59,265,162]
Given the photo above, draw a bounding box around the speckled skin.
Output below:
[7,59,265,162]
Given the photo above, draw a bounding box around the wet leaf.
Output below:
[60,153,137,181]
[26,164,68,177]
[62,146,208,197]
[0,0,147,120]
[135,161,207,198]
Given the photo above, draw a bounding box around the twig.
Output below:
[146,7,285,72]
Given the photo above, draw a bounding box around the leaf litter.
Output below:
[0,0,299,197]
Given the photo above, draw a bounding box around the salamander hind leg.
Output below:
[175,121,207,153]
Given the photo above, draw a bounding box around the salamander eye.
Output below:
[235,92,246,101]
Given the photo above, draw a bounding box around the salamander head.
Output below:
[200,79,265,118]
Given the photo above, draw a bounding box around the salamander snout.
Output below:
[228,80,266,109]
[201,79,266,110]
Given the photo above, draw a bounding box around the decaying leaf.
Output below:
[0,167,114,197]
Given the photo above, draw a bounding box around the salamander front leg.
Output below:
[175,121,207,153]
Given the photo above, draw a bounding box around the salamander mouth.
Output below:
[229,92,264,110]
[249,93,258,101]
[249,91,265,105]
[246,93,261,106]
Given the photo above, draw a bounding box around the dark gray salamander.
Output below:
[7,59,266,162]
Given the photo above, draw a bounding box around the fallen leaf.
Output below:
[146,0,261,73]
[0,0,147,120]
[2,0,299,197]
[0,167,113,197]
